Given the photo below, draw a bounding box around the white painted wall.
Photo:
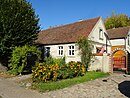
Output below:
[88,17,111,53]
[89,56,103,71]
[110,39,125,46]
[44,43,81,63]
[126,30,130,53]
[89,18,107,44]
[88,53,110,72]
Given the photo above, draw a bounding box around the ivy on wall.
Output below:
[77,37,94,70]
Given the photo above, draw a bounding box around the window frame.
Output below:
[128,35,130,45]
[57,46,64,56]
[44,47,50,58]
[99,28,103,40]
[68,45,75,56]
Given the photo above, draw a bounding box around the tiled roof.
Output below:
[107,26,130,39]
[36,17,100,45]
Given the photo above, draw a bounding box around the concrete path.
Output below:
[0,78,48,98]
[0,73,130,98]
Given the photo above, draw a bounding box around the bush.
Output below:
[43,57,65,66]
[65,61,86,78]
[32,60,86,82]
[9,45,41,75]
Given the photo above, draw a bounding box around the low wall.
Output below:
[88,53,110,73]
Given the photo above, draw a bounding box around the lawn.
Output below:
[32,72,109,92]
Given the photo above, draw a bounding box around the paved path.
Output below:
[0,73,130,98]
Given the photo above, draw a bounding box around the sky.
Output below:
[27,0,130,30]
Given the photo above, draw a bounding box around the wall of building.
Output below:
[44,43,81,63]
[44,41,111,64]
[88,17,111,53]
[126,31,130,53]
[110,39,125,46]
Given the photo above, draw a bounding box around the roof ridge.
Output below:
[42,16,101,31]
[37,16,101,44]
[107,26,130,31]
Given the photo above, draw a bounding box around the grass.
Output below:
[32,72,109,92]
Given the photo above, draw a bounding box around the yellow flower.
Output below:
[39,69,42,72]
[82,67,85,72]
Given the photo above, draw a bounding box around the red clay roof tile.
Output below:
[36,17,100,44]
[107,26,130,39]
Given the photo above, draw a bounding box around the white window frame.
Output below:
[99,28,103,40]
[68,45,75,56]
[58,46,64,56]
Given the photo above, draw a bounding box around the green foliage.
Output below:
[0,0,40,57]
[127,71,130,75]
[9,45,41,75]
[104,12,130,29]
[43,57,65,66]
[77,37,93,70]
[32,61,86,82]
[32,72,109,92]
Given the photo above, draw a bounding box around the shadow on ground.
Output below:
[118,81,130,97]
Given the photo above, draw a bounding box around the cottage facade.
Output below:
[36,17,111,72]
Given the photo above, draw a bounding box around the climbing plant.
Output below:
[77,37,94,70]
[9,45,41,75]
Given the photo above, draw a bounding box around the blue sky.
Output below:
[27,0,130,30]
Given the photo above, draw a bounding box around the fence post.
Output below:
[102,53,109,72]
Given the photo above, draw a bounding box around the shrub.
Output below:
[43,57,65,66]
[65,61,86,78]
[32,60,86,82]
[9,45,41,75]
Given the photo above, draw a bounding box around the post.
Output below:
[102,53,109,72]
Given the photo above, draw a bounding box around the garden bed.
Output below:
[31,72,109,92]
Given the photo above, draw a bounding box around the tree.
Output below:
[104,12,130,29]
[77,37,94,70]
[0,0,40,65]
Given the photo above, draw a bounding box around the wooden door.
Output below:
[113,57,126,69]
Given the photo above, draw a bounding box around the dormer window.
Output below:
[99,28,103,40]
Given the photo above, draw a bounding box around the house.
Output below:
[36,17,111,72]
[107,26,130,72]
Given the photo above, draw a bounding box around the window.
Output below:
[68,45,75,56]
[99,28,103,40]
[44,47,50,58]
[128,35,130,45]
[58,46,63,56]
[96,47,101,54]
[96,47,106,54]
